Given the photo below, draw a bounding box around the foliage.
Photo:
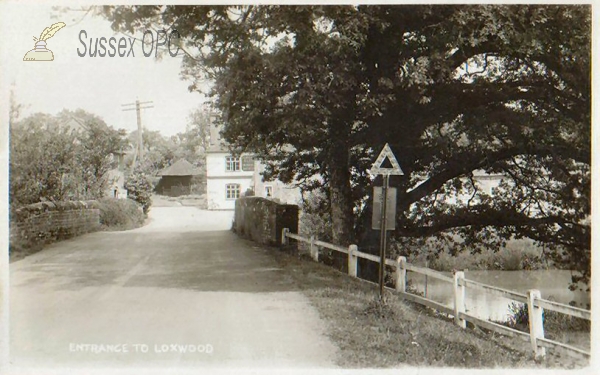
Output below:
[97,197,145,230]
[405,237,548,272]
[298,189,333,242]
[9,109,126,209]
[506,302,530,331]
[10,113,76,207]
[124,168,153,214]
[185,105,212,154]
[97,5,591,286]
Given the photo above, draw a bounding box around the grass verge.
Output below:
[8,237,45,263]
[266,246,588,369]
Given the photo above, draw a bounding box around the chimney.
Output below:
[210,124,218,145]
[209,117,221,146]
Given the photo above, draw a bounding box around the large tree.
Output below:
[98,5,591,284]
[10,109,127,206]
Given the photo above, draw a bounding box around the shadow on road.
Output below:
[12,228,298,294]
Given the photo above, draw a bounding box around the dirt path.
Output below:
[9,207,337,369]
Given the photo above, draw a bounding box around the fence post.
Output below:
[309,235,318,262]
[281,228,289,246]
[528,289,546,359]
[453,271,466,328]
[395,256,406,293]
[348,245,358,277]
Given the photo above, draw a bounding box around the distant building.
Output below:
[156,159,202,197]
[471,171,504,196]
[205,120,300,210]
[440,170,505,205]
[252,163,303,204]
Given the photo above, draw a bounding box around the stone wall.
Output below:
[233,197,298,246]
[10,200,101,245]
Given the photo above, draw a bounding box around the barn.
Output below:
[156,159,202,197]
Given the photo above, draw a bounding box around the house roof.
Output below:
[206,142,230,153]
[158,159,200,176]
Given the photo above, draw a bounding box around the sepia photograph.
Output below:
[0,1,596,374]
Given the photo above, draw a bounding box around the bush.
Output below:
[124,169,153,214]
[10,111,125,206]
[299,190,334,263]
[97,198,145,230]
[506,302,530,330]
[299,190,332,241]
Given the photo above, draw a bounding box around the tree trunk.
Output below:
[327,139,354,247]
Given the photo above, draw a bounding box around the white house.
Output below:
[205,122,301,210]
[206,145,256,210]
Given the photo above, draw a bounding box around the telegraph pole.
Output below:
[122,99,153,169]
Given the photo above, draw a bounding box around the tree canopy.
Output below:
[9,108,127,207]
[98,5,591,285]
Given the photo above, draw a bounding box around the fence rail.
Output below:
[461,279,529,304]
[534,298,591,320]
[404,262,454,283]
[282,229,591,361]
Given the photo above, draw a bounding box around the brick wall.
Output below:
[233,197,298,246]
[10,200,101,245]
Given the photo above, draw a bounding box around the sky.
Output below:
[1,3,210,137]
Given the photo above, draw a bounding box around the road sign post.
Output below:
[370,143,404,299]
[378,174,389,298]
[372,187,396,230]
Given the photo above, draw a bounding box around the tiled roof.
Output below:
[158,159,200,176]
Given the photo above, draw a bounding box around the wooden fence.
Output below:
[281,229,591,360]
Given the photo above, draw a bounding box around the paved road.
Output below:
[9,207,337,369]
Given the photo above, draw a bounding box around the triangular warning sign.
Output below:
[371,143,404,175]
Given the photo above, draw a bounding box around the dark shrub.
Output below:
[97,198,145,230]
[124,169,153,215]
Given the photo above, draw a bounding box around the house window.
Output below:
[264,185,273,198]
[226,184,241,199]
[225,156,241,171]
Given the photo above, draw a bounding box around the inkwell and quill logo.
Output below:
[23,22,66,61]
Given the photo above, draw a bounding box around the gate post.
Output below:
[528,289,546,359]
[348,245,358,277]
[281,228,289,246]
[309,235,318,262]
[453,271,466,328]
[395,256,407,293]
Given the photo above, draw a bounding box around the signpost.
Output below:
[371,143,403,298]
[372,186,396,230]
